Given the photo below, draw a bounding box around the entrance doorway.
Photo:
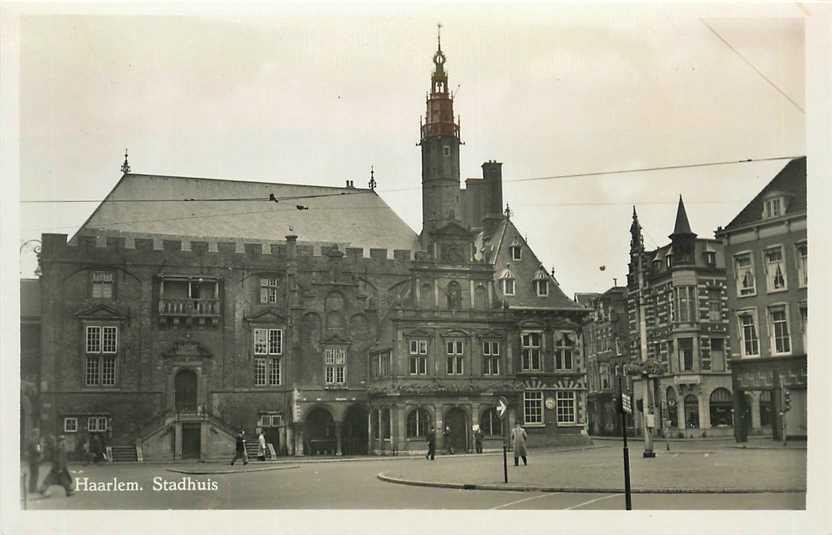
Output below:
[304,407,336,455]
[444,407,468,453]
[175,369,198,412]
[182,423,201,459]
[342,405,369,455]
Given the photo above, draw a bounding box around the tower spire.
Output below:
[369,165,377,191]
[121,148,131,174]
[437,22,442,52]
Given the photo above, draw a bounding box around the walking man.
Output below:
[27,428,43,493]
[511,421,528,466]
[473,425,483,454]
[257,429,267,461]
[425,426,436,461]
[230,429,248,466]
[443,425,454,455]
[38,435,74,497]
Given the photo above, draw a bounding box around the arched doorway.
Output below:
[175,369,198,412]
[709,388,733,427]
[304,407,336,456]
[342,405,369,455]
[444,407,468,453]
[684,394,699,429]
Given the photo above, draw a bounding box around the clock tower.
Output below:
[419,26,462,242]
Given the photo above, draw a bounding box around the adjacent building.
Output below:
[35,37,589,461]
[21,279,41,453]
[715,156,807,441]
[581,286,635,437]
[628,198,733,438]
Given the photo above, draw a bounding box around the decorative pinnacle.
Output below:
[437,22,442,52]
[369,165,377,191]
[121,148,131,174]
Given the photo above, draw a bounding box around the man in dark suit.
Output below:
[425,427,436,461]
[27,428,43,493]
[38,435,74,497]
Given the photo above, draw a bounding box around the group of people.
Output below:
[27,428,75,498]
[80,433,109,464]
[230,428,269,465]
[424,422,529,466]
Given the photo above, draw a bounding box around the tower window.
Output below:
[442,146,450,157]
[510,245,522,261]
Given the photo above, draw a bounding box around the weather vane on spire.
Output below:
[121,148,131,174]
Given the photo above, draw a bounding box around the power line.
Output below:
[20,190,371,204]
[700,19,804,114]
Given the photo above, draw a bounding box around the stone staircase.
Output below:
[109,445,138,463]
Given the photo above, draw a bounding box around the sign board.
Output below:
[621,394,632,414]
[496,396,509,419]
[645,413,655,428]
[545,397,556,410]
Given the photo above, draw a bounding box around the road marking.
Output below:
[492,493,558,509]
[566,493,622,510]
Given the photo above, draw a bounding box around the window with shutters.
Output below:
[763,246,787,293]
[734,252,756,297]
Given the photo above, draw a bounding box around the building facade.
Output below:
[715,157,807,441]
[628,199,733,439]
[582,286,635,437]
[35,38,589,461]
[21,279,41,454]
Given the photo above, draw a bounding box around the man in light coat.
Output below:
[511,422,528,466]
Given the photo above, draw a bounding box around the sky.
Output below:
[17,3,807,296]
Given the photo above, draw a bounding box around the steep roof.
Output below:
[479,218,584,311]
[671,195,695,237]
[574,292,601,307]
[20,279,40,319]
[72,173,419,251]
[723,157,807,231]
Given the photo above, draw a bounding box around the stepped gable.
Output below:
[72,173,419,252]
[479,218,583,311]
[724,156,807,230]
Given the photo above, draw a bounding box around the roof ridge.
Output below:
[125,173,370,192]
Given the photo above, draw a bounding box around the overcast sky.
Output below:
[17,3,806,295]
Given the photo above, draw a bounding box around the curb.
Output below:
[166,465,301,475]
[376,472,805,495]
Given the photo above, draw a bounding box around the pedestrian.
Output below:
[443,425,454,455]
[230,429,248,466]
[425,427,436,461]
[81,436,92,466]
[473,425,483,454]
[91,433,103,464]
[257,429,267,461]
[27,428,43,493]
[511,422,528,466]
[38,435,74,497]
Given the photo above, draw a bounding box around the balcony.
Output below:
[158,276,221,326]
[159,298,221,317]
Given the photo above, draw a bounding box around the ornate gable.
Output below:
[162,338,212,359]
[75,304,127,321]
[244,308,287,324]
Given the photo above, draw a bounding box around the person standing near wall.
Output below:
[27,428,43,493]
[230,429,248,466]
[38,435,74,497]
[425,427,436,461]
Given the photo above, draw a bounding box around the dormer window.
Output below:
[499,267,516,296]
[665,253,673,269]
[763,197,783,218]
[536,280,549,297]
[510,245,522,261]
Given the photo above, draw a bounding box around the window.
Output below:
[85,325,118,386]
[523,391,543,425]
[406,408,431,438]
[324,347,347,385]
[555,331,575,370]
[510,245,522,261]
[708,289,721,322]
[408,339,428,375]
[503,278,515,296]
[372,351,391,378]
[442,145,450,157]
[480,408,503,436]
[763,246,787,292]
[63,417,78,433]
[799,304,807,351]
[260,277,279,304]
[446,340,464,375]
[92,271,114,298]
[768,306,791,355]
[556,391,576,424]
[666,253,673,268]
[255,359,267,386]
[674,286,695,323]
[709,388,733,426]
[87,416,108,432]
[763,197,783,218]
[701,338,712,370]
[734,253,756,297]
[255,357,281,386]
[482,341,500,375]
[254,328,283,355]
[659,341,669,364]
[737,310,760,357]
[679,338,694,371]
[536,279,549,297]
[796,242,807,288]
[704,251,716,266]
[521,332,542,372]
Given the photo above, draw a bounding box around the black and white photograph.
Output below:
[2,2,830,534]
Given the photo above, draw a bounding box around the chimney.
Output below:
[481,160,503,228]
